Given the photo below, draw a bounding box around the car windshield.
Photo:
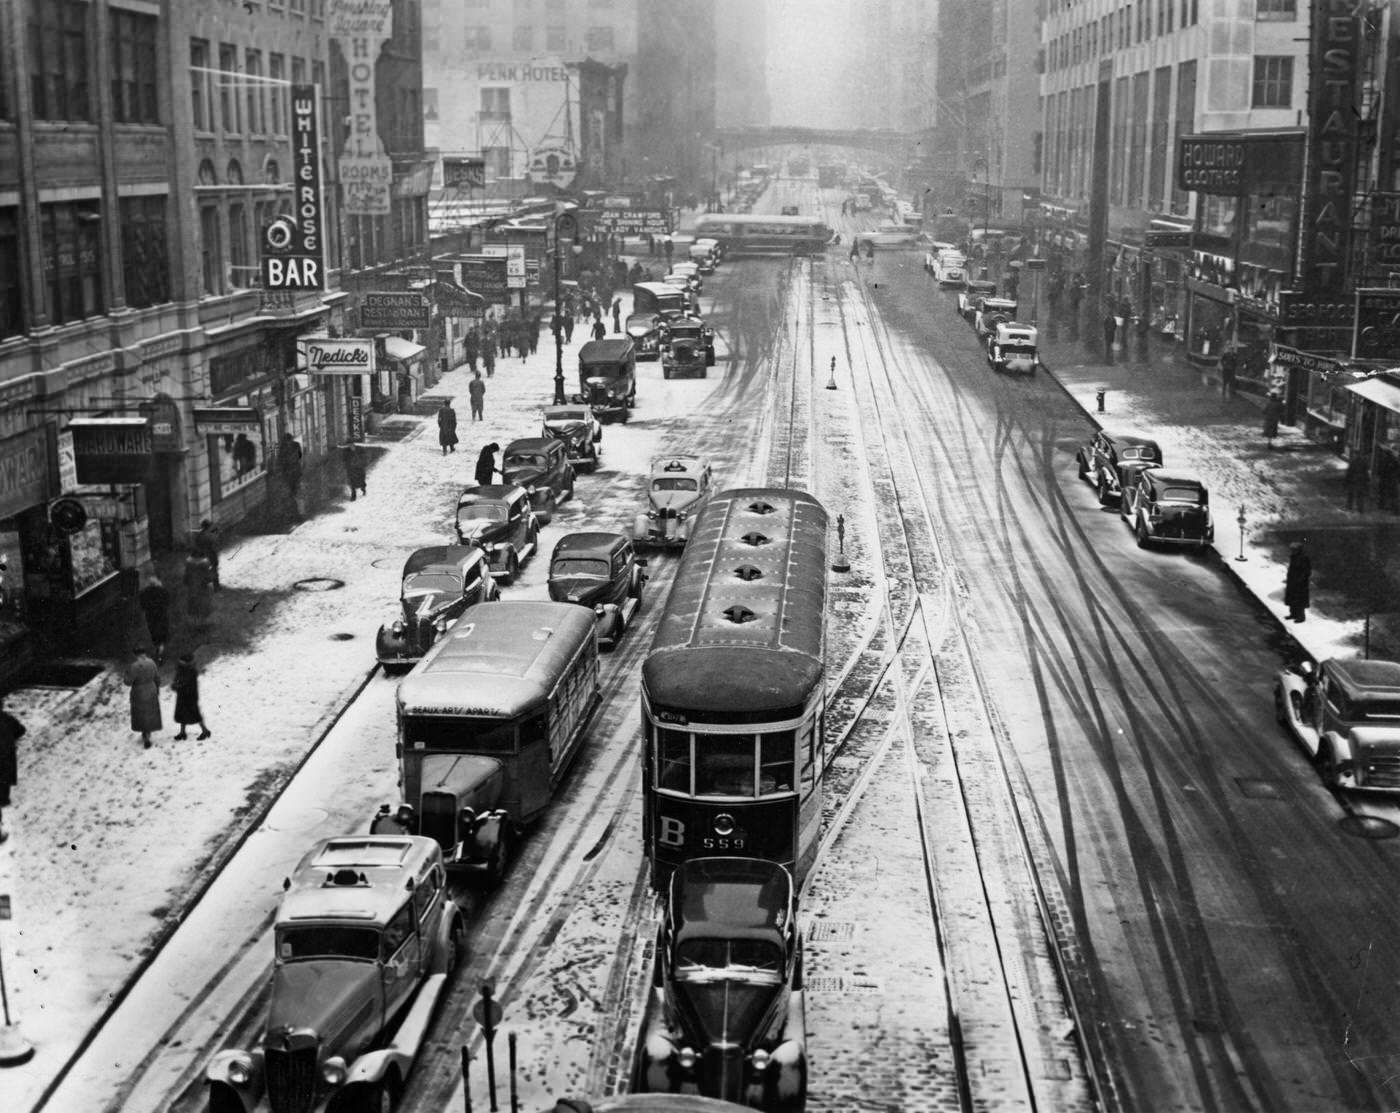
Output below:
[552,557,609,579]
[404,572,461,596]
[675,938,784,981]
[277,925,381,963]
[505,453,547,469]
[547,409,587,421]
[653,477,698,492]
[458,503,506,522]
[401,714,517,753]
[1160,486,1205,504]
[1121,446,1160,461]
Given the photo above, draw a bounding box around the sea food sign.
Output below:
[1300,1,1362,297]
[1176,136,1246,195]
[331,0,394,216]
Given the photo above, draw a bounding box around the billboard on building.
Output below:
[262,85,326,291]
[331,0,394,216]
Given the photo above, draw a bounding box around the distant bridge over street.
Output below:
[713,125,926,164]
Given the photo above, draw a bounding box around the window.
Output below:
[1252,56,1292,108]
[246,50,264,133]
[291,56,306,87]
[200,205,223,296]
[0,210,22,338]
[29,0,90,121]
[191,40,212,130]
[696,736,755,797]
[219,44,240,132]
[589,0,614,6]
[120,196,170,308]
[657,728,690,792]
[513,25,532,50]
[481,88,510,120]
[465,25,491,50]
[41,200,104,324]
[381,904,415,959]
[269,54,286,133]
[586,25,614,51]
[111,10,158,124]
[228,203,251,287]
[546,24,565,50]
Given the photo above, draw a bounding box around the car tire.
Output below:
[361,1076,398,1113]
[1096,476,1112,505]
[1318,741,1339,786]
[486,825,513,886]
[503,553,519,585]
[1076,454,1088,480]
[1273,684,1289,727]
[1135,521,1151,549]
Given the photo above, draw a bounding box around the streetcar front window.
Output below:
[759,730,795,795]
[658,727,691,792]
[696,736,756,797]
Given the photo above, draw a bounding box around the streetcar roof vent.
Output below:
[324,869,371,888]
[746,500,777,515]
[733,564,764,581]
[723,605,757,624]
[739,532,770,546]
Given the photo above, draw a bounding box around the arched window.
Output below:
[227,159,244,185]
[198,159,218,186]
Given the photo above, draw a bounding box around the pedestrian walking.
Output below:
[126,646,162,749]
[184,553,215,627]
[1284,540,1312,623]
[1378,450,1400,512]
[1262,393,1284,447]
[437,400,459,455]
[464,329,480,374]
[664,237,674,266]
[474,442,501,487]
[277,432,303,516]
[1219,347,1238,398]
[1345,454,1370,513]
[171,653,211,740]
[530,314,542,355]
[343,442,368,500]
[482,338,496,378]
[0,696,22,843]
[193,519,221,588]
[591,317,607,342]
[468,371,486,421]
[612,298,622,334]
[562,309,575,343]
[849,238,860,262]
[1102,311,1118,364]
[138,572,172,663]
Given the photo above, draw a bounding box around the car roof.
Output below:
[670,857,793,944]
[278,836,441,928]
[551,531,628,559]
[650,455,707,477]
[1144,468,1204,486]
[1100,431,1161,449]
[457,484,525,505]
[1324,658,1400,697]
[579,338,636,361]
[504,437,558,454]
[982,297,1018,309]
[543,403,592,416]
[403,545,483,578]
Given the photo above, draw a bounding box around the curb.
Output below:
[27,663,382,1113]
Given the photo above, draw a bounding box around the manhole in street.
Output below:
[1340,814,1400,840]
[293,577,345,592]
[809,921,857,942]
[1236,778,1285,800]
[370,557,396,568]
[329,632,355,641]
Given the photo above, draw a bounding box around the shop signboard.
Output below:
[193,407,262,435]
[1353,288,1400,360]
[456,255,509,300]
[69,417,152,485]
[1272,343,1345,376]
[442,157,486,190]
[1368,192,1400,270]
[331,0,394,216]
[506,244,526,289]
[361,292,430,329]
[262,86,326,291]
[583,206,670,235]
[298,336,376,374]
[1176,135,1246,195]
[1145,229,1193,249]
[0,426,54,520]
[348,394,365,442]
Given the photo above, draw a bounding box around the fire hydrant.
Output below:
[1095,388,1107,413]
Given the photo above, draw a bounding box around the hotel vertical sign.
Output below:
[1299,1,1362,297]
[330,0,394,216]
[262,85,326,290]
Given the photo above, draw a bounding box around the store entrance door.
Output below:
[147,455,176,552]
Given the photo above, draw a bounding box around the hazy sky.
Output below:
[763,0,864,129]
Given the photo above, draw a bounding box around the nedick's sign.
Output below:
[298,337,376,375]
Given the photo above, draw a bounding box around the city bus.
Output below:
[640,488,829,888]
[690,213,833,256]
[383,600,600,879]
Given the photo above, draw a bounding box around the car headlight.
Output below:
[678,1046,698,1070]
[434,616,449,632]
[526,485,537,496]
[391,620,403,635]
[750,1048,771,1071]
[321,1057,348,1088]
[227,1057,253,1086]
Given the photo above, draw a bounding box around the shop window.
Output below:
[69,516,120,598]
[0,525,26,628]
[209,428,265,502]
[1252,56,1292,109]
[120,196,171,309]
[41,200,104,325]
[0,209,23,338]
[29,0,90,122]
[111,10,158,124]
[1256,0,1294,18]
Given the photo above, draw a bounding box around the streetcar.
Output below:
[690,213,832,256]
[640,488,828,889]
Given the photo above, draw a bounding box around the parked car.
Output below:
[205,835,465,1113]
[634,857,807,1112]
[579,338,638,423]
[542,400,603,473]
[986,321,1038,374]
[864,222,919,247]
[957,278,998,320]
[931,249,968,287]
[502,437,575,524]
[690,238,721,272]
[547,531,647,650]
[1075,430,1164,506]
[1120,467,1212,551]
[1275,657,1400,790]
[633,456,713,550]
[972,296,1019,338]
[627,312,665,362]
[661,274,701,313]
[780,204,800,216]
[669,261,704,293]
[454,484,541,584]
[375,546,499,673]
[923,240,957,274]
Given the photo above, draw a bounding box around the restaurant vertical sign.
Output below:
[1298,1,1362,298]
[331,0,394,216]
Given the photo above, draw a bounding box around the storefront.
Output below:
[0,424,56,680]
[1345,376,1400,474]
[383,335,427,411]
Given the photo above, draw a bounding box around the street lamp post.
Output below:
[552,210,580,405]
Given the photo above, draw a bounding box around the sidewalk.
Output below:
[1037,319,1400,664]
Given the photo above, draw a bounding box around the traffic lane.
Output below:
[862,258,1400,1111]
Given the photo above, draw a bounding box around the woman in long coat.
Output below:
[171,653,211,740]
[127,647,161,748]
[184,553,214,626]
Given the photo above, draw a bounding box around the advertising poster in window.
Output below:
[196,406,266,502]
[69,516,119,597]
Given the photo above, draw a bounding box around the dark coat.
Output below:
[171,661,204,725]
[437,405,459,446]
[474,444,499,487]
[1284,548,1312,611]
[0,709,22,800]
[138,582,172,644]
[1262,396,1284,439]
[184,555,214,622]
[127,655,162,733]
[343,445,367,484]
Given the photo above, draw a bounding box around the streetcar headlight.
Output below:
[750,1048,771,1071]
[227,1057,252,1086]
[321,1056,348,1088]
[678,1046,698,1071]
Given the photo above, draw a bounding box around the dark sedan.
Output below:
[502,437,575,524]
[375,546,499,672]
[547,531,646,650]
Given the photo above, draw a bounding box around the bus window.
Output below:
[798,721,816,789]
[658,727,691,792]
[696,736,756,797]
[403,715,516,754]
[759,730,795,794]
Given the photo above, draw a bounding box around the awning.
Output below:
[382,336,426,364]
[1346,377,1400,415]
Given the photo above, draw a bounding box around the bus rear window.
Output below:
[403,715,517,753]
